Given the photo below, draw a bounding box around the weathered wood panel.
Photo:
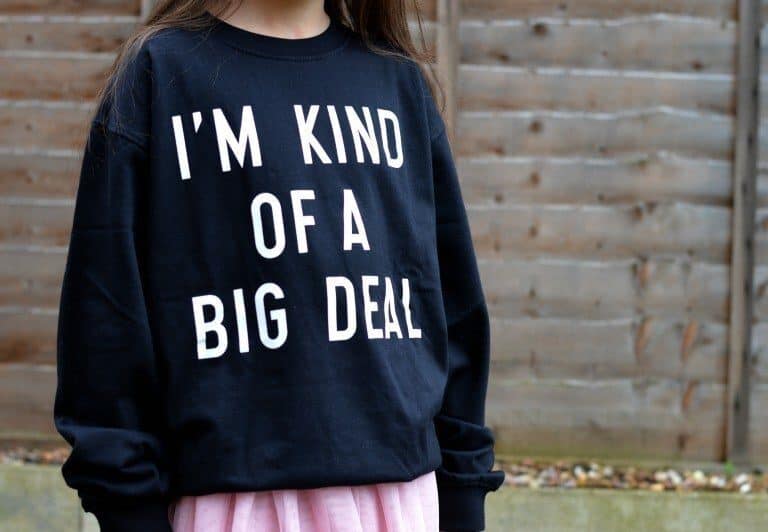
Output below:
[0,17,136,52]
[0,200,73,247]
[0,310,57,365]
[0,53,112,100]
[752,266,768,320]
[0,149,80,198]
[459,155,734,207]
[469,203,732,263]
[457,109,736,160]
[750,323,768,381]
[0,0,137,15]
[419,1,744,20]
[481,259,729,321]
[0,364,56,436]
[487,378,725,459]
[463,1,741,20]
[491,318,727,381]
[0,101,91,150]
[460,18,737,74]
[459,66,736,115]
[0,248,66,308]
[749,384,768,460]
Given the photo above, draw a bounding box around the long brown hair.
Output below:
[101,0,440,108]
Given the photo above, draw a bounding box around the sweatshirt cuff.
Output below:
[91,501,172,532]
[437,484,489,532]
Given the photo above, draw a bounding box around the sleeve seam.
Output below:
[93,119,150,152]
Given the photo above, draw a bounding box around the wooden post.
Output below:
[140,0,155,20]
[436,0,460,141]
[725,0,761,464]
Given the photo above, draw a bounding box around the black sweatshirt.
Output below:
[55,14,504,532]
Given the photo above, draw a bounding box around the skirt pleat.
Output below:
[170,471,438,532]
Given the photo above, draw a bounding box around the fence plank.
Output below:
[0,149,80,198]
[459,1,739,20]
[0,54,112,100]
[436,0,460,138]
[0,17,137,52]
[481,259,729,321]
[0,102,91,151]
[417,1,741,20]
[459,155,733,207]
[0,310,57,365]
[487,378,725,460]
[469,203,732,262]
[491,318,727,381]
[459,66,736,116]
[0,0,138,15]
[750,384,768,459]
[0,364,56,436]
[725,0,762,464]
[0,248,65,308]
[460,18,737,74]
[457,109,736,160]
[0,201,73,247]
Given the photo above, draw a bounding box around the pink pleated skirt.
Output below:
[170,471,439,532]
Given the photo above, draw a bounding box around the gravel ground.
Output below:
[498,459,767,494]
[2,448,765,494]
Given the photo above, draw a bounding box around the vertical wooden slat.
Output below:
[140,0,155,20]
[436,0,460,140]
[725,0,762,463]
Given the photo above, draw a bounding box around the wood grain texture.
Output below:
[457,1,740,20]
[0,200,74,247]
[459,155,734,207]
[469,203,732,263]
[0,53,112,100]
[750,384,768,459]
[487,378,725,460]
[725,0,762,463]
[480,258,729,321]
[491,317,727,381]
[0,364,56,436]
[456,109,737,160]
[460,18,737,74]
[436,0,460,137]
[418,0,742,20]
[459,66,736,115]
[0,248,66,308]
[0,101,91,151]
[0,17,137,52]
[750,323,768,381]
[0,310,57,365]
[0,0,138,15]
[0,149,80,198]
[752,264,768,320]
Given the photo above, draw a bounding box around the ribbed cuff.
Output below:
[437,484,489,532]
[91,501,172,532]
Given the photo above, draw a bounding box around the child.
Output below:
[55,0,504,530]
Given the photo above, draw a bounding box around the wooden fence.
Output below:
[1,0,767,464]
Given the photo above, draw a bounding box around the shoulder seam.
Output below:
[93,120,150,151]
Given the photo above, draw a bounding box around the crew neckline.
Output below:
[205,12,350,59]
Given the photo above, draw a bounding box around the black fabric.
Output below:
[90,501,173,532]
[55,14,503,531]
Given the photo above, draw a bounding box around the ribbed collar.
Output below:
[205,12,350,60]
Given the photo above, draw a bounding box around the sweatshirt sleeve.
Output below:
[54,117,172,531]
[422,82,505,531]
